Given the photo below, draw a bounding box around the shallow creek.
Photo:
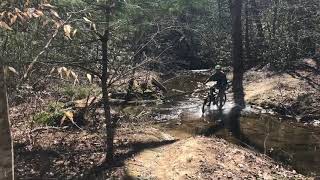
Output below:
[124,71,320,176]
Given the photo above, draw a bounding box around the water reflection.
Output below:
[156,97,320,176]
[199,106,320,176]
[202,106,249,147]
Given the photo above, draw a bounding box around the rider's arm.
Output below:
[205,73,218,84]
[205,77,211,84]
[210,73,219,81]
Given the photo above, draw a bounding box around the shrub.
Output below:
[33,102,65,125]
[58,84,100,100]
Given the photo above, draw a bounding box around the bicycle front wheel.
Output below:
[202,97,208,113]
[217,93,227,109]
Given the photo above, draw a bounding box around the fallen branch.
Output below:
[109,99,160,105]
[151,78,167,93]
[31,126,68,133]
[163,88,210,100]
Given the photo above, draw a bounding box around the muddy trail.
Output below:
[124,70,320,178]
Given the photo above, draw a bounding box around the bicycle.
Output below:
[202,81,231,113]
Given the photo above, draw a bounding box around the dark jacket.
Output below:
[207,71,228,90]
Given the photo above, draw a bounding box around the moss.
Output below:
[33,102,65,126]
[48,102,64,112]
[33,111,63,126]
[58,84,100,100]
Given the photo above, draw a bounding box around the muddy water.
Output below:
[141,71,320,176]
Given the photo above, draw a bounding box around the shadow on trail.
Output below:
[115,140,178,164]
[80,140,177,180]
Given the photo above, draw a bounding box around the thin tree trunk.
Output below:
[217,0,223,30]
[250,0,264,42]
[244,0,252,69]
[101,3,114,162]
[231,0,245,108]
[250,0,265,65]
[287,5,298,64]
[0,64,14,180]
[272,0,279,37]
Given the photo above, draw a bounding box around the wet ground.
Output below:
[135,71,320,176]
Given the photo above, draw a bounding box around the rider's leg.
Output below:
[208,88,215,106]
[217,88,226,107]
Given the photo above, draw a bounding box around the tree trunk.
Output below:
[244,0,252,69]
[0,65,14,180]
[272,0,279,37]
[250,0,264,42]
[101,3,114,162]
[250,0,265,65]
[217,0,223,30]
[288,5,298,64]
[231,0,245,108]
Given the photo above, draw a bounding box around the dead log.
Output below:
[109,99,160,105]
[163,88,209,100]
[151,77,167,93]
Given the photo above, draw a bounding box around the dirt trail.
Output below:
[125,136,307,179]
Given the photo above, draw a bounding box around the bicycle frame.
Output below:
[209,86,225,99]
[202,86,227,113]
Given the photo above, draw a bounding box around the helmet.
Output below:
[215,65,222,70]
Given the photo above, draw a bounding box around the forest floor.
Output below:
[11,100,311,179]
[244,59,320,124]
[10,60,320,179]
[12,112,309,179]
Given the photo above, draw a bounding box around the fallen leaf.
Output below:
[8,66,19,75]
[50,67,55,74]
[0,21,12,30]
[41,3,56,9]
[63,24,72,39]
[9,15,17,25]
[50,9,60,19]
[72,29,77,37]
[83,17,91,23]
[86,74,93,83]
[64,111,74,121]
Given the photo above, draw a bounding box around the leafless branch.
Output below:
[19,16,72,84]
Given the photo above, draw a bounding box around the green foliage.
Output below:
[48,102,65,112]
[2,0,320,83]
[245,0,320,69]
[33,102,65,125]
[58,84,100,100]
[33,111,61,125]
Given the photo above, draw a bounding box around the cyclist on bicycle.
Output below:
[202,65,229,110]
[205,65,228,92]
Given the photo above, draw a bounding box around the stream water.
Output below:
[127,71,320,176]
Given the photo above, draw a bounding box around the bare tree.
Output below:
[250,0,265,65]
[100,0,115,162]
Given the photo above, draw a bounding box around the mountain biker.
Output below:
[205,65,228,96]
[202,65,228,110]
